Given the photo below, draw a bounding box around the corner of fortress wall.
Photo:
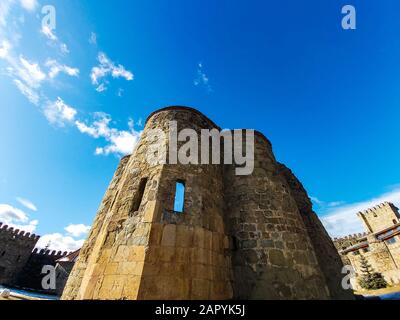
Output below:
[62,106,354,300]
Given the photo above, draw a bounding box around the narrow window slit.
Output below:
[133,177,148,213]
[174,180,185,213]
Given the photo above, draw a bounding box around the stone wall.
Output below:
[62,106,353,300]
[13,248,68,294]
[278,164,354,300]
[0,223,39,286]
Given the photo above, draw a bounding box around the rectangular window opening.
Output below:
[174,180,185,213]
[133,178,148,213]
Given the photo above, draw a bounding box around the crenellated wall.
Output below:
[0,223,40,286]
[62,106,354,300]
[13,248,70,293]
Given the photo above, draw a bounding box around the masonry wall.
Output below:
[278,164,354,300]
[62,106,352,300]
[224,135,330,299]
[14,249,68,294]
[0,223,39,286]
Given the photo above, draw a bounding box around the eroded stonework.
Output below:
[62,106,353,300]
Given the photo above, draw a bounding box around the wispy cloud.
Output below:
[90,52,134,92]
[45,59,79,79]
[75,112,142,156]
[194,62,212,93]
[19,0,38,11]
[319,186,400,238]
[13,79,39,104]
[0,203,38,233]
[40,24,70,54]
[36,233,84,251]
[16,197,38,211]
[43,97,77,127]
[0,40,11,58]
[35,223,91,251]
[65,223,91,237]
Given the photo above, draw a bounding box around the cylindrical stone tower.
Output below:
[62,106,353,300]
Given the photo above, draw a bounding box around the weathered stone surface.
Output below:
[62,106,352,300]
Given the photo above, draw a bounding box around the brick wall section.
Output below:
[62,106,353,300]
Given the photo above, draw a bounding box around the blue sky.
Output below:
[1,0,400,250]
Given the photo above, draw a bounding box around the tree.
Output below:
[358,255,388,290]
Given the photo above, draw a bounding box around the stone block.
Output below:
[176,225,193,247]
[161,224,176,247]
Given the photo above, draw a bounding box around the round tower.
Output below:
[62,106,352,300]
[63,106,233,300]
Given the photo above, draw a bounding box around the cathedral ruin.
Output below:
[62,106,353,300]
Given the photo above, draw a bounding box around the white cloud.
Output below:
[90,52,133,91]
[0,204,28,222]
[40,25,70,55]
[75,112,141,156]
[0,203,38,233]
[19,0,38,11]
[36,233,84,252]
[18,55,46,88]
[16,197,38,211]
[43,97,77,126]
[41,25,57,41]
[60,43,69,54]
[45,59,79,79]
[95,83,107,93]
[311,196,345,209]
[65,224,91,237]
[0,40,11,58]
[13,79,39,105]
[320,186,400,238]
[194,62,212,93]
[0,1,14,27]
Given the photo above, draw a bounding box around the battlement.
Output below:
[357,202,400,233]
[333,232,368,242]
[32,248,70,257]
[357,201,399,217]
[0,222,40,241]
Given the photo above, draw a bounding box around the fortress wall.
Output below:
[14,249,68,293]
[0,224,39,286]
[224,134,329,299]
[278,164,354,300]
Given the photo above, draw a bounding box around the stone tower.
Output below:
[357,202,400,233]
[62,106,353,300]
